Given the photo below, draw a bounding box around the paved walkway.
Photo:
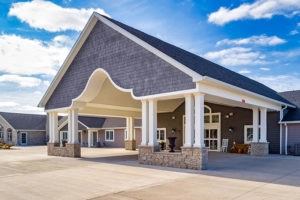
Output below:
[0,146,299,200]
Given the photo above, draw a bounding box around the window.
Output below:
[157,128,166,142]
[105,130,114,141]
[0,125,4,141]
[60,131,68,141]
[244,125,261,144]
[7,129,12,142]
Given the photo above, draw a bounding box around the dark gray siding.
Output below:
[46,21,195,110]
[267,112,280,154]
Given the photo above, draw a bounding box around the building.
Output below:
[0,112,47,146]
[279,90,300,155]
[38,12,295,170]
[58,116,141,149]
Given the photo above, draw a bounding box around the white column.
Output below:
[48,112,53,143]
[184,94,194,147]
[88,130,92,147]
[141,100,149,146]
[252,107,259,143]
[53,112,58,143]
[71,109,78,144]
[280,124,282,154]
[67,110,73,144]
[194,93,205,147]
[260,108,267,142]
[48,112,58,143]
[148,99,158,146]
[126,117,134,141]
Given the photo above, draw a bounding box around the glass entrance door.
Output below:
[204,129,219,151]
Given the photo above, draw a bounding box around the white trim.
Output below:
[156,128,167,143]
[87,103,141,112]
[38,16,98,108]
[200,76,294,109]
[105,129,114,142]
[279,120,300,124]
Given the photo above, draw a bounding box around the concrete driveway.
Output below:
[0,146,299,200]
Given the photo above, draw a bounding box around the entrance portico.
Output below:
[39,12,293,169]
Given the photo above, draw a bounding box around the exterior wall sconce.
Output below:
[171,116,176,120]
[225,112,234,118]
[229,127,233,133]
[171,128,176,134]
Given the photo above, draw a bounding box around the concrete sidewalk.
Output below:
[0,146,299,200]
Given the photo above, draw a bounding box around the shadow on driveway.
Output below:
[80,148,300,187]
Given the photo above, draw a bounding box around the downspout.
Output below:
[280,105,288,155]
[285,123,288,155]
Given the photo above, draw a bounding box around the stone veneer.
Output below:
[250,142,269,156]
[125,140,136,150]
[138,146,208,170]
[48,143,81,157]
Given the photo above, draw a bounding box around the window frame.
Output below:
[105,130,114,142]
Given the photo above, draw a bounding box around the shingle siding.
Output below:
[46,21,195,110]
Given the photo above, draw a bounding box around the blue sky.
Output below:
[0,0,300,114]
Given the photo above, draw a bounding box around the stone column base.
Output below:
[125,140,136,150]
[250,142,269,156]
[48,143,81,157]
[138,146,208,170]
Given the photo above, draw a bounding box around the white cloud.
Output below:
[0,34,71,76]
[0,102,19,107]
[216,35,286,46]
[208,0,300,25]
[260,67,270,71]
[8,0,110,32]
[204,47,267,66]
[290,30,299,35]
[0,74,41,87]
[0,90,46,114]
[239,69,251,74]
[251,75,300,92]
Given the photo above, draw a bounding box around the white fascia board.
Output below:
[198,78,281,111]
[94,13,203,82]
[278,121,300,124]
[200,76,295,109]
[135,88,199,101]
[78,121,89,129]
[16,130,45,132]
[38,15,99,108]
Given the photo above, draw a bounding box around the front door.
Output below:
[182,105,221,151]
[21,132,27,145]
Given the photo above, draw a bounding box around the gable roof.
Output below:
[279,90,300,122]
[39,12,292,108]
[0,112,46,130]
[78,116,106,129]
[101,15,291,105]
